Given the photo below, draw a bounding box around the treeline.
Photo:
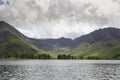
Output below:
[57,54,103,60]
[0,53,51,59]
[0,53,112,60]
[57,54,83,59]
[86,56,102,60]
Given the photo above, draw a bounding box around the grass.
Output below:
[70,39,120,59]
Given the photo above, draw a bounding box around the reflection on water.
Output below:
[0,60,120,80]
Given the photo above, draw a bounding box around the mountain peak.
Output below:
[0,21,6,24]
[0,21,13,30]
[91,27,120,35]
[0,21,9,26]
[74,27,120,46]
[0,21,32,43]
[97,27,120,31]
[0,21,41,59]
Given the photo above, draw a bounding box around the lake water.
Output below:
[0,60,120,80]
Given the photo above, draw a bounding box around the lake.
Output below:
[0,60,120,80]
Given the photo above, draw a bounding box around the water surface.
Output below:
[0,60,120,80]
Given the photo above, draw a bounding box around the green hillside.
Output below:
[71,39,120,59]
[0,31,36,59]
[1,21,120,60]
[0,21,50,59]
[46,28,120,60]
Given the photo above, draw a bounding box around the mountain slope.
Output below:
[0,21,43,59]
[71,28,120,59]
[1,21,120,59]
[73,27,120,46]
[30,27,120,59]
[30,37,73,51]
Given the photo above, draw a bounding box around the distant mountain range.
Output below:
[1,21,120,59]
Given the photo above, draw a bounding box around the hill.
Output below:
[30,37,73,51]
[71,28,120,59]
[0,21,47,59]
[1,21,120,59]
[30,27,120,59]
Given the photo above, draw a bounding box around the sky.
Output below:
[0,0,120,39]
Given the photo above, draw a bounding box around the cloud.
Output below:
[0,0,4,5]
[0,0,120,39]
[0,0,10,5]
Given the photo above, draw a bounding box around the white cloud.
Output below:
[0,0,120,39]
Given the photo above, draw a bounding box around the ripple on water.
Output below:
[0,60,120,80]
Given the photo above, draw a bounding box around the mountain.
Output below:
[73,27,120,46]
[71,27,120,59]
[1,21,120,59]
[30,37,73,51]
[0,21,44,59]
[30,27,120,59]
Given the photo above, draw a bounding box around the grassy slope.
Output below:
[46,47,71,59]
[0,30,44,59]
[71,39,120,59]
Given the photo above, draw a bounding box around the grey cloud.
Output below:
[0,0,4,5]
[0,0,120,39]
[0,0,113,24]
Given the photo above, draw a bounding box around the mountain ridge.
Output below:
[30,27,120,51]
[0,21,31,42]
[0,21,48,59]
[1,21,120,59]
[73,27,120,47]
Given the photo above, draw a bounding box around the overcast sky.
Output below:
[0,0,120,39]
